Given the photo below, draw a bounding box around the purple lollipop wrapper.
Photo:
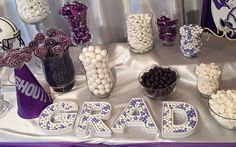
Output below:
[14,64,53,119]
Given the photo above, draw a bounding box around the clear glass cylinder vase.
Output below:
[194,67,222,98]
[196,75,221,98]
[156,11,178,47]
[126,12,154,54]
[179,24,203,58]
[41,50,75,92]
[79,47,114,98]
[15,0,50,24]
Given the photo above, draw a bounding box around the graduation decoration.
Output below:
[201,0,236,40]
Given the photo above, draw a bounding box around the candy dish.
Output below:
[208,90,236,130]
[208,101,236,130]
[138,65,179,99]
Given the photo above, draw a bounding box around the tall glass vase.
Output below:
[41,50,75,92]
[59,1,91,45]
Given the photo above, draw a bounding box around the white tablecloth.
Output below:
[1,36,236,144]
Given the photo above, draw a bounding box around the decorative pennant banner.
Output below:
[201,0,236,40]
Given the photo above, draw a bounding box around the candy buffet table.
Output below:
[1,36,236,146]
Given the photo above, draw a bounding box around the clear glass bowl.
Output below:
[15,0,50,24]
[208,98,236,129]
[138,65,179,99]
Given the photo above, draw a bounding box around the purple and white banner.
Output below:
[201,0,236,40]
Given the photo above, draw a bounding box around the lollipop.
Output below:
[0,49,32,68]
[34,33,46,44]
[34,47,48,59]
[28,40,39,49]
[28,28,71,59]
[45,38,58,48]
[46,28,58,38]
[59,35,71,48]
[51,45,64,55]
[22,47,34,54]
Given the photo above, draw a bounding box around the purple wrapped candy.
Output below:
[34,47,48,59]
[34,33,46,44]
[51,45,64,55]
[59,1,91,45]
[157,15,178,46]
[46,28,58,38]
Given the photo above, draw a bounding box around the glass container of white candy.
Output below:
[209,90,236,129]
[195,63,221,98]
[126,13,154,54]
[15,0,50,24]
[79,46,115,98]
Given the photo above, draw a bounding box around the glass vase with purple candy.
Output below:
[125,12,154,54]
[59,1,91,46]
[156,12,178,46]
[41,49,75,92]
[79,46,115,98]
[15,0,50,24]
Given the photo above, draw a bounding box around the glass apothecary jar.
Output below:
[156,11,178,47]
[15,0,50,24]
[126,12,154,54]
[41,50,75,92]
[194,63,222,98]
[79,46,115,98]
[179,24,203,58]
